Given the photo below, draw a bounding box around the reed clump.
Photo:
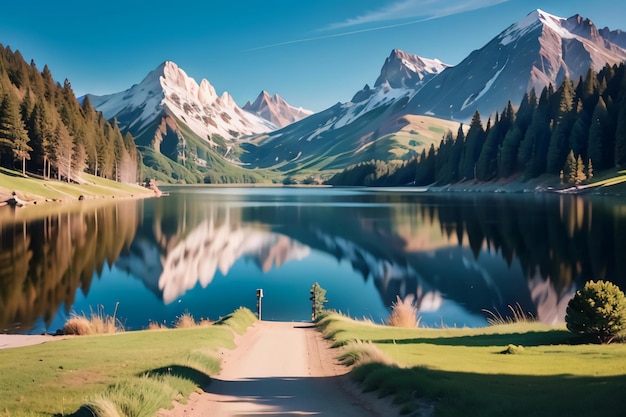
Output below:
[62,305,123,335]
[147,321,168,330]
[387,295,421,328]
[482,302,536,325]
[174,313,197,328]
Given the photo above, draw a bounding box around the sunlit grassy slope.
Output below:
[0,168,153,202]
[0,308,257,417]
[319,313,626,417]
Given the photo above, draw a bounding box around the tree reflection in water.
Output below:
[1,190,625,332]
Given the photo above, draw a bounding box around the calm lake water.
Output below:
[1,187,625,334]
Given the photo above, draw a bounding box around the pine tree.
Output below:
[567,99,590,159]
[434,137,448,184]
[522,86,553,178]
[547,79,575,174]
[499,126,523,178]
[50,120,74,182]
[588,97,609,171]
[450,124,465,182]
[26,98,54,176]
[581,68,600,113]
[476,113,501,181]
[460,111,485,180]
[576,154,586,184]
[0,93,31,174]
[615,94,626,167]
[563,150,577,184]
[72,142,87,180]
[586,158,594,180]
[415,144,436,185]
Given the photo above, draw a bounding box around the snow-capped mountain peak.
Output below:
[88,61,275,143]
[374,49,448,89]
[409,9,626,122]
[243,90,313,128]
[160,61,217,102]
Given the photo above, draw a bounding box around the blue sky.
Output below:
[1,1,624,112]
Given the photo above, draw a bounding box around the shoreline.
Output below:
[0,171,161,222]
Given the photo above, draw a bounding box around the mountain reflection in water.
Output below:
[1,188,625,333]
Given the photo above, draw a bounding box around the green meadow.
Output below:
[0,308,257,417]
[319,313,626,417]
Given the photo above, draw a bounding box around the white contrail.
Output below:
[242,18,430,52]
[242,0,507,52]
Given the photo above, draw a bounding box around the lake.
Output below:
[1,187,625,334]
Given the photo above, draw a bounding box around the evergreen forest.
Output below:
[0,45,140,184]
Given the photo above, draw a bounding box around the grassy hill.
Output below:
[0,168,154,210]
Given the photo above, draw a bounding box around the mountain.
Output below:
[243,91,313,128]
[85,10,626,184]
[240,49,454,180]
[86,61,277,183]
[407,9,626,121]
[88,61,274,142]
[374,49,447,89]
[241,9,626,182]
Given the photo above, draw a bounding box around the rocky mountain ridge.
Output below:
[87,9,626,183]
[243,91,313,128]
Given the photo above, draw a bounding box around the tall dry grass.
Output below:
[482,302,536,325]
[174,313,197,328]
[62,304,123,335]
[387,295,421,328]
[147,321,168,330]
[339,340,395,367]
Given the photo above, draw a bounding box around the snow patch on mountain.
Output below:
[461,59,509,111]
[335,83,412,130]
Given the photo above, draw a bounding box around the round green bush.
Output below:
[565,280,626,344]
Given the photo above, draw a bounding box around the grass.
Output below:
[482,302,536,325]
[318,312,626,417]
[84,375,177,417]
[0,168,152,202]
[0,307,257,417]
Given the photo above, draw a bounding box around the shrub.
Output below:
[387,295,420,328]
[565,280,626,344]
[310,282,328,321]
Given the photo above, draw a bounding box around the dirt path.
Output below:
[159,321,393,416]
[0,334,66,349]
